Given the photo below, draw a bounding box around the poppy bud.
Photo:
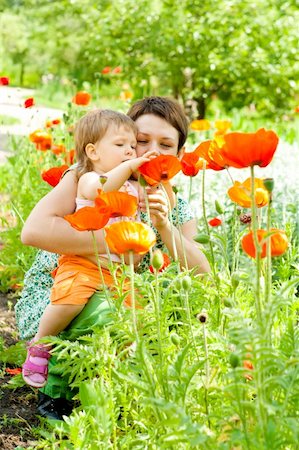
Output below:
[175,279,182,290]
[100,175,107,185]
[182,275,192,291]
[208,217,222,227]
[231,272,240,290]
[263,178,274,193]
[239,213,252,224]
[224,298,233,307]
[170,333,180,345]
[229,352,240,368]
[215,199,224,215]
[196,311,208,323]
[138,174,148,187]
[194,234,210,244]
[172,185,179,194]
[150,249,164,271]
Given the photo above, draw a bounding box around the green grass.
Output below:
[0,115,21,125]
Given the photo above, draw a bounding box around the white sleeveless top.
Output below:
[76,181,140,263]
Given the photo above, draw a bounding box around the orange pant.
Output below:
[50,255,136,308]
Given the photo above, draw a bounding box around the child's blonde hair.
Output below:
[75,109,137,178]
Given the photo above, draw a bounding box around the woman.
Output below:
[16,96,210,419]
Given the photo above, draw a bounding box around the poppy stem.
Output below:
[265,195,272,339]
[142,187,153,259]
[200,320,210,428]
[226,167,234,184]
[160,183,179,266]
[128,251,138,342]
[154,269,164,381]
[102,229,118,286]
[188,176,193,203]
[174,192,188,270]
[250,166,263,325]
[201,161,220,314]
[91,231,112,309]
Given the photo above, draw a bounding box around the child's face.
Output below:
[134,114,180,157]
[94,125,137,172]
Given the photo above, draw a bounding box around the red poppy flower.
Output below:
[149,252,171,273]
[24,97,35,108]
[36,138,52,151]
[95,191,138,218]
[294,106,299,113]
[63,149,75,165]
[112,66,122,74]
[72,91,92,106]
[42,165,69,187]
[208,217,222,227]
[46,118,61,127]
[105,221,156,255]
[52,144,66,156]
[65,205,111,232]
[101,66,111,74]
[0,76,9,85]
[215,128,279,168]
[29,129,52,150]
[138,155,181,185]
[5,367,22,376]
[241,229,288,258]
[194,140,226,171]
[243,360,254,381]
[181,151,204,177]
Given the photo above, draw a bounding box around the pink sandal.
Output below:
[22,341,51,388]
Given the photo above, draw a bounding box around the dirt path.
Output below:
[0,86,63,164]
[0,293,39,449]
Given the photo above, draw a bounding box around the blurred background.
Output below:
[1,0,298,124]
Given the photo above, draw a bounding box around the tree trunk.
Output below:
[194,96,206,119]
[19,62,25,86]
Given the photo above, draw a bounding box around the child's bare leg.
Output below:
[35,304,85,339]
[22,303,84,388]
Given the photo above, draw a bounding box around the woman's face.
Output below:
[134,114,180,157]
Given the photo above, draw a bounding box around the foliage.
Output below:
[1,0,298,117]
[0,86,298,448]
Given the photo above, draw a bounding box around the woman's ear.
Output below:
[178,146,185,160]
[85,143,99,161]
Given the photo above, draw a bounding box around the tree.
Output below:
[1,0,298,117]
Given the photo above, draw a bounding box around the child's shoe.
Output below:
[22,340,51,388]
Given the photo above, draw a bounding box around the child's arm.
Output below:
[78,150,157,200]
[102,150,157,192]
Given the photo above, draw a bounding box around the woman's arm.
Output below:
[157,218,211,274]
[21,171,107,255]
[139,187,211,274]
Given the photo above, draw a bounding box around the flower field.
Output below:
[0,92,299,449]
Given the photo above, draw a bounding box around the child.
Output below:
[22,109,157,388]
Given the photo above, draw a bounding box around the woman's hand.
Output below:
[123,252,144,268]
[139,185,170,229]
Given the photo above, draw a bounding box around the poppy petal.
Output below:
[105,221,156,255]
[138,155,181,185]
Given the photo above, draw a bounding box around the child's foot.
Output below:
[22,340,51,388]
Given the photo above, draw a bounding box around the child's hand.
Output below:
[128,150,158,172]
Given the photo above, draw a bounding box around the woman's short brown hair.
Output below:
[127,96,189,151]
[75,109,137,178]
